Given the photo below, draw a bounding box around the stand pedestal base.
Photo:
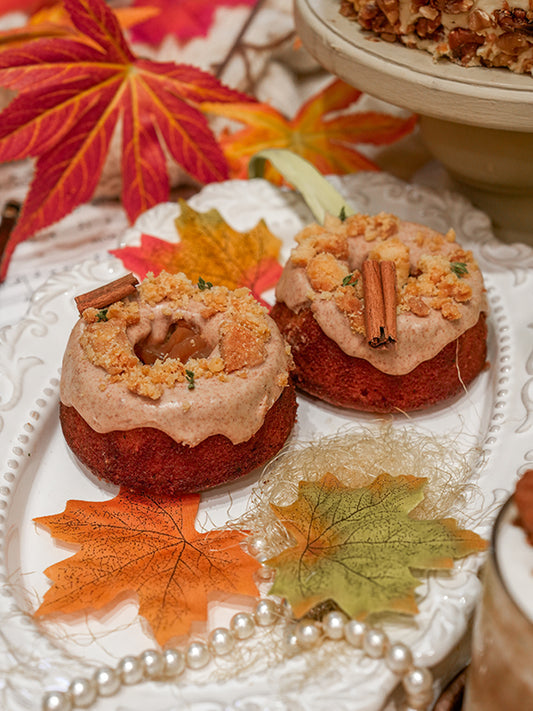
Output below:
[420,117,533,245]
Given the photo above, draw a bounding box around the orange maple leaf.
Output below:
[203,78,418,181]
[111,199,283,305]
[34,489,260,645]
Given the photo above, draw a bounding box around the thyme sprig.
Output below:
[450,262,468,278]
[185,369,195,390]
[197,277,213,290]
[342,273,358,287]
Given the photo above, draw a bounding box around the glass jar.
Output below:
[463,496,533,710]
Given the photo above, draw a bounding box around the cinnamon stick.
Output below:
[362,259,397,348]
[75,273,138,314]
[380,260,397,343]
[362,260,386,347]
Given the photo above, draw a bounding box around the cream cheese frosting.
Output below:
[60,272,291,447]
[275,212,486,376]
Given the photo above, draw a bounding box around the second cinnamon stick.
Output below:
[362,259,397,348]
[363,259,386,347]
[380,260,397,343]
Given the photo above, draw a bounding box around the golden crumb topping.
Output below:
[306,252,349,292]
[347,212,400,241]
[80,320,138,376]
[368,237,410,286]
[220,306,270,373]
[79,272,277,399]
[402,254,474,320]
[286,212,480,333]
[334,285,365,334]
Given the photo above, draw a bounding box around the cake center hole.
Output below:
[135,320,212,365]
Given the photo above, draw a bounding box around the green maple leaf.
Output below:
[267,473,486,619]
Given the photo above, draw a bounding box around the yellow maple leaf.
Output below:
[111,199,283,305]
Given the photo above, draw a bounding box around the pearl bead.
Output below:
[140,649,164,678]
[363,628,388,659]
[403,666,433,701]
[385,642,413,676]
[256,565,275,582]
[162,648,186,677]
[93,666,121,697]
[283,624,300,657]
[322,611,348,640]
[42,691,72,711]
[281,599,293,618]
[295,619,321,649]
[403,666,433,692]
[69,677,97,708]
[344,620,367,648]
[230,612,255,640]
[246,535,269,560]
[118,655,144,685]
[186,641,211,669]
[208,627,235,656]
[254,598,279,627]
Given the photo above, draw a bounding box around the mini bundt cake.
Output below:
[60,271,296,494]
[271,212,487,412]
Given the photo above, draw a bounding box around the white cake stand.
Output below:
[294,0,533,244]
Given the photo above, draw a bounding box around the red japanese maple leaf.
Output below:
[130,0,259,47]
[0,0,253,280]
[0,0,55,16]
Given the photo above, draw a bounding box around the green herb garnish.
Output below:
[197,277,213,291]
[342,273,358,287]
[185,369,195,390]
[450,262,468,278]
[339,206,347,222]
[96,308,109,322]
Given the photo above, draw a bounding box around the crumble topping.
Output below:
[79,272,274,399]
[286,212,480,336]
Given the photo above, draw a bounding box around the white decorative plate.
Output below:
[1,175,533,711]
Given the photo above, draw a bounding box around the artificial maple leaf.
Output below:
[267,473,486,619]
[34,489,260,645]
[111,199,283,304]
[0,0,253,281]
[130,0,259,47]
[203,78,418,181]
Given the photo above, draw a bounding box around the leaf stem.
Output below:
[215,0,268,80]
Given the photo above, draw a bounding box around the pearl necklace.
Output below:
[41,598,433,711]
